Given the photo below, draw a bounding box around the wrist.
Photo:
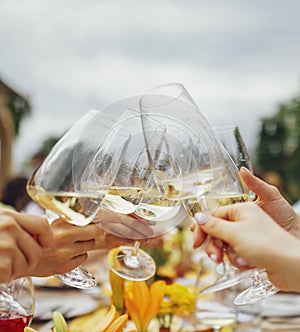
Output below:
[268,234,300,292]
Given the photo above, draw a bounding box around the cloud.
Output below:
[1,0,300,170]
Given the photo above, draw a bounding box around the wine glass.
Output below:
[139,82,227,210]
[219,125,279,305]
[139,83,238,288]
[199,125,256,294]
[195,293,237,332]
[195,276,237,332]
[202,125,279,305]
[139,83,269,299]
[0,277,34,332]
[27,109,130,289]
[81,105,187,281]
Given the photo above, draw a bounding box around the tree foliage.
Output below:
[256,94,300,203]
[7,94,31,136]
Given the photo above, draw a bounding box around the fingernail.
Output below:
[236,256,248,266]
[188,224,195,232]
[214,239,224,250]
[241,166,250,173]
[209,253,217,263]
[195,212,208,225]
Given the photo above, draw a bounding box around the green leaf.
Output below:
[53,310,68,332]
[24,327,37,332]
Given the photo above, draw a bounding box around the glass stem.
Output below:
[124,241,141,268]
[132,240,140,256]
[222,247,228,275]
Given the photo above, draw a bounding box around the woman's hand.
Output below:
[191,167,300,259]
[197,202,300,292]
[0,210,52,283]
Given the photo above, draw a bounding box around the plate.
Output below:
[34,291,98,321]
[241,293,300,317]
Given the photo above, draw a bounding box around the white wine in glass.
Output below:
[92,106,186,281]
[27,109,130,288]
[201,125,279,305]
[197,125,256,294]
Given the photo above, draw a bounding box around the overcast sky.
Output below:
[1,0,300,172]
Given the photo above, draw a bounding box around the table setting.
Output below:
[29,274,300,332]
[2,82,300,332]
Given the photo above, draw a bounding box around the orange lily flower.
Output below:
[124,280,166,332]
[109,269,125,314]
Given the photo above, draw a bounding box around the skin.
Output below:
[191,167,300,292]
[192,167,300,259]
[31,218,102,276]
[0,207,145,282]
[0,209,52,283]
[93,207,155,240]
[31,208,149,277]
[196,203,300,292]
[240,167,300,237]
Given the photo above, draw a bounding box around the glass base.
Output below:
[201,269,255,294]
[107,246,156,281]
[55,267,97,289]
[234,279,279,306]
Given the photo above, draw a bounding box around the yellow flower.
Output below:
[124,280,166,332]
[158,283,196,328]
[159,283,195,315]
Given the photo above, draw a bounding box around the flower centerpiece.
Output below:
[157,283,196,331]
[124,280,166,332]
[24,305,129,332]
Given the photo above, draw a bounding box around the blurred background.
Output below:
[1,0,300,203]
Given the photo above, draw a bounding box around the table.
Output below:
[30,286,300,332]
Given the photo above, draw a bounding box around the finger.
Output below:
[200,216,236,244]
[72,239,96,254]
[55,254,89,275]
[11,240,34,279]
[196,206,234,223]
[94,210,154,238]
[0,217,42,275]
[226,246,249,268]
[192,224,207,249]
[52,219,103,242]
[0,255,13,283]
[189,223,196,232]
[122,214,155,237]
[240,167,280,200]
[95,232,135,250]
[100,222,146,239]
[205,238,223,263]
[3,211,53,248]
[16,232,42,270]
[70,253,89,268]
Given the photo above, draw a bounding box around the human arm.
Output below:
[197,202,300,292]
[0,210,52,283]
